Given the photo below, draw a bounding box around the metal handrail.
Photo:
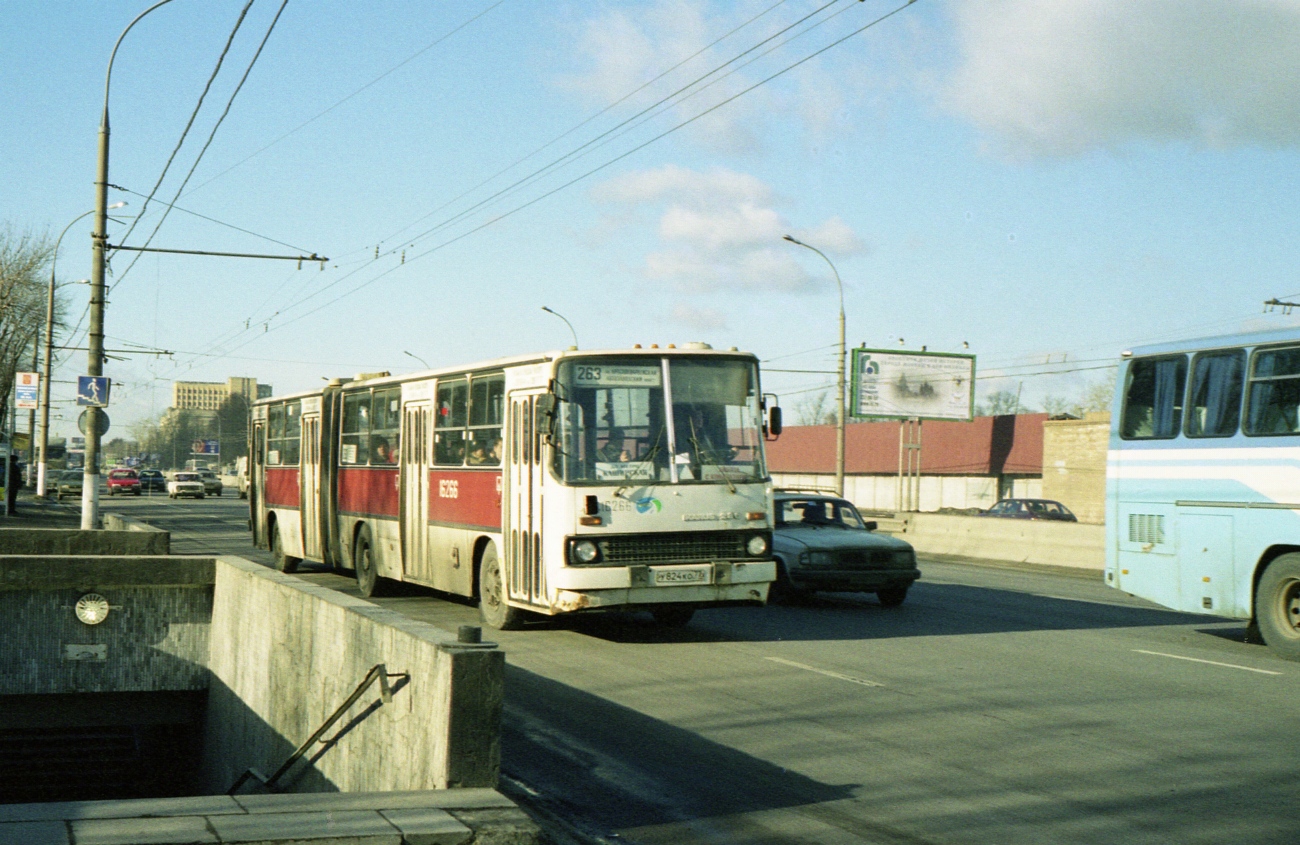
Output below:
[228,663,407,795]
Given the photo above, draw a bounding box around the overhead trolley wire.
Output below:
[111,0,291,294]
[236,0,923,340]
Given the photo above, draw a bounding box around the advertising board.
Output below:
[850,349,975,421]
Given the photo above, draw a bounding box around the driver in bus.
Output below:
[597,428,632,462]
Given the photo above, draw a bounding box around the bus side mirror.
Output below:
[535,394,557,419]
[765,404,783,441]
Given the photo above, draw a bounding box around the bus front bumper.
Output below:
[551,560,775,611]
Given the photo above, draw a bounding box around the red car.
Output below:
[106,468,142,496]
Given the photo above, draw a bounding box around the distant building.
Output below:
[171,377,271,412]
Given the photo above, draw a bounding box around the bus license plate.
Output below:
[652,567,710,585]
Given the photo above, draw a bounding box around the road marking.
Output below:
[1132,649,1283,675]
[765,656,883,687]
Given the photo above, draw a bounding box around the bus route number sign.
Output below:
[573,365,661,388]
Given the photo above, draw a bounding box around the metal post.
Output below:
[83,0,177,530]
[783,235,846,496]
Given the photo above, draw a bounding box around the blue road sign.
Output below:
[77,376,111,407]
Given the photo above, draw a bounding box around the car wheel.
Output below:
[652,606,695,628]
[768,559,806,605]
[479,543,524,630]
[270,521,300,574]
[198,493,205,499]
[877,584,910,608]
[353,525,386,597]
[1256,553,1300,661]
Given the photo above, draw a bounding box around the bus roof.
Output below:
[1124,325,1300,359]
[252,344,759,405]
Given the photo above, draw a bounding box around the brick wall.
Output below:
[1041,412,1110,525]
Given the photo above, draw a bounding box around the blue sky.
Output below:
[4,0,1299,439]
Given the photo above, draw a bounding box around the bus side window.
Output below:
[1122,356,1187,439]
[1246,346,1300,435]
[1186,350,1244,437]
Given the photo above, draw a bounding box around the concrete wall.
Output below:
[772,472,1041,513]
[0,526,169,555]
[201,556,503,794]
[896,513,1104,571]
[0,557,213,696]
[1041,412,1110,525]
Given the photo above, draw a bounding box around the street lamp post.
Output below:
[38,205,125,499]
[783,235,847,497]
[83,0,176,529]
[541,306,579,348]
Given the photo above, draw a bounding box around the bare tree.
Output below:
[976,389,1028,416]
[793,389,838,426]
[0,225,54,435]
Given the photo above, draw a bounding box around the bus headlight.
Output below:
[746,534,769,556]
[572,539,600,564]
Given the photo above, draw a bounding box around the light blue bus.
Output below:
[1106,326,1300,660]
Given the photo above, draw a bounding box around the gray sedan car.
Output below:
[772,492,920,606]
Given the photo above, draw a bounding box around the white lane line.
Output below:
[765,656,884,687]
[1132,649,1283,675]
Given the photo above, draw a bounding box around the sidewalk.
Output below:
[0,490,82,529]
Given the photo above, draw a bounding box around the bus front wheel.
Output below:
[270,522,300,574]
[1256,553,1300,661]
[479,544,524,630]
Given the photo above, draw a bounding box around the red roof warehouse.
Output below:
[766,414,1047,477]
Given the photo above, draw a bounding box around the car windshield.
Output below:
[776,498,867,529]
[551,355,766,486]
[176,473,199,481]
[60,471,80,481]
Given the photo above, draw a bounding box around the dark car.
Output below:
[55,470,83,502]
[771,492,920,606]
[138,469,167,492]
[980,498,1077,522]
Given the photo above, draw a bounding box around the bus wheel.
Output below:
[479,544,523,630]
[652,606,695,628]
[270,522,300,574]
[1256,554,1300,661]
[354,526,386,597]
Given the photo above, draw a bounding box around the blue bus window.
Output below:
[1245,346,1300,435]
[1186,350,1244,438]
[1121,356,1187,439]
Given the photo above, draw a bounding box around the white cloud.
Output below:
[941,0,1300,155]
[668,303,728,331]
[556,1,779,154]
[593,165,865,293]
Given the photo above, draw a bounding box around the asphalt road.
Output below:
[70,495,1300,844]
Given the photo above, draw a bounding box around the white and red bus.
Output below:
[248,345,782,629]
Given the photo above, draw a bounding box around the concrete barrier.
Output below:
[0,525,169,555]
[201,556,504,794]
[897,513,1104,571]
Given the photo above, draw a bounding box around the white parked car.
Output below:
[167,471,206,499]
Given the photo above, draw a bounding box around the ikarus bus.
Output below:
[248,344,782,629]
[1107,326,1300,660]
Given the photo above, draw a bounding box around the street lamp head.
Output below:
[108,201,127,210]
[782,234,802,245]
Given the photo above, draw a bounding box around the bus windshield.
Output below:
[552,356,766,486]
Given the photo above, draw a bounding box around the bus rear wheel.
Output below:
[479,544,524,630]
[270,522,300,573]
[354,526,385,598]
[1256,553,1300,661]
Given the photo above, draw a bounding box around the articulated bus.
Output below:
[1106,327,1300,659]
[248,344,781,629]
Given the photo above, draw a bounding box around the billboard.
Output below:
[850,348,975,421]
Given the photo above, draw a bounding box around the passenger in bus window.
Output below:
[373,436,398,464]
[489,437,503,465]
[468,442,489,465]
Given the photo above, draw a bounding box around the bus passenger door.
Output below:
[251,422,266,548]
[402,402,432,581]
[300,415,321,560]
[506,392,546,608]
